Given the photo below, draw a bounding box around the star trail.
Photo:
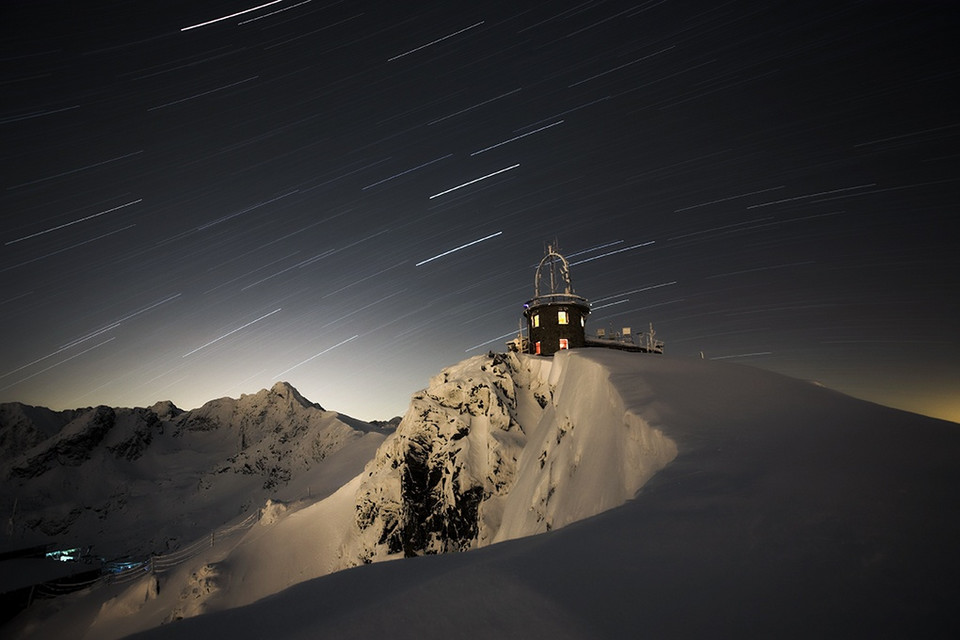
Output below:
[1,1,957,422]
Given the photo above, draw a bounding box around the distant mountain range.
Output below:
[1,381,387,559]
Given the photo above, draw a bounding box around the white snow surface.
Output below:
[5,350,960,638]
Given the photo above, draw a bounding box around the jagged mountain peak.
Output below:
[209,381,324,414]
[148,399,182,421]
[176,382,323,436]
[266,381,323,411]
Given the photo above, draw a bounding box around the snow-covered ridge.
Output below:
[354,350,677,558]
[495,350,678,541]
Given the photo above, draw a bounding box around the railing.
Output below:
[29,509,261,599]
[525,293,590,308]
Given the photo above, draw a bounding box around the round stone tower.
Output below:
[523,245,590,356]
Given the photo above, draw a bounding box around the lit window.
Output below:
[535,341,541,355]
[559,338,569,350]
[558,310,568,325]
[533,313,539,328]
[581,316,585,327]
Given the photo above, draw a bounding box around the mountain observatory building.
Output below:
[523,246,591,356]
[516,244,665,356]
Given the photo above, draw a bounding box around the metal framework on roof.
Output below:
[534,245,574,297]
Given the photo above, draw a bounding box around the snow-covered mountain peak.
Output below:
[173,381,323,437]
[266,380,323,411]
[148,400,182,421]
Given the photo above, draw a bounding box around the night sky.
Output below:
[2,1,957,422]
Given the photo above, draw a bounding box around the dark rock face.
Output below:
[355,352,532,559]
[107,408,161,461]
[369,416,402,430]
[4,405,170,479]
[0,403,80,462]
[397,428,485,557]
[9,406,117,478]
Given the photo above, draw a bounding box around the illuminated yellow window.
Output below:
[533,313,540,328]
[559,338,569,350]
[558,310,568,325]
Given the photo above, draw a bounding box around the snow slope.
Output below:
[7,350,960,638]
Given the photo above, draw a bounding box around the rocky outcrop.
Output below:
[355,352,528,558]
[0,403,80,463]
[354,350,678,561]
[106,408,161,461]
[9,406,118,478]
